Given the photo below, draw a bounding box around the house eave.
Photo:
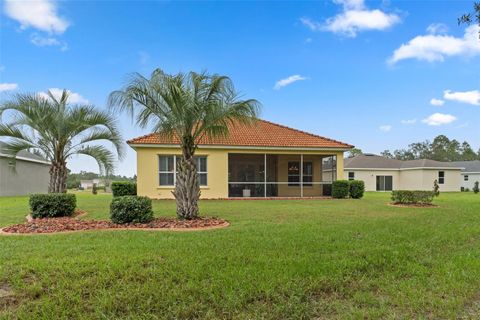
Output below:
[0,153,51,165]
[128,143,352,152]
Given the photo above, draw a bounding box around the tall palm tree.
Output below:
[0,90,123,193]
[109,69,260,220]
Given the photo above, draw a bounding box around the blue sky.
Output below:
[1,0,479,176]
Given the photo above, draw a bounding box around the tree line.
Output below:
[380,135,479,161]
[67,170,136,189]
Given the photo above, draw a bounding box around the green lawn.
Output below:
[1,192,480,319]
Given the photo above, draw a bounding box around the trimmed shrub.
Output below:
[30,193,77,218]
[111,181,137,197]
[110,196,153,224]
[474,181,479,194]
[349,180,365,199]
[92,183,98,195]
[332,180,349,199]
[391,190,434,205]
[433,179,440,197]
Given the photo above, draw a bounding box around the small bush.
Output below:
[111,181,137,197]
[465,188,471,192]
[349,180,365,199]
[461,187,465,192]
[474,181,479,194]
[30,193,77,218]
[110,196,153,224]
[391,190,435,205]
[332,180,349,199]
[92,183,98,195]
[433,179,440,197]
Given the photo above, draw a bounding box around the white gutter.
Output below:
[128,143,351,152]
[0,153,51,165]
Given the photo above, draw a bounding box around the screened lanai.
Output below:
[227,153,337,198]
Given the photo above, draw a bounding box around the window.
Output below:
[159,155,175,186]
[376,176,393,191]
[287,161,313,186]
[303,162,313,186]
[438,171,445,184]
[288,162,300,186]
[159,155,207,186]
[348,172,355,181]
[464,175,469,181]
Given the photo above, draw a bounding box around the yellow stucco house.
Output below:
[128,119,353,199]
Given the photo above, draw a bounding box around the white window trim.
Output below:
[438,171,445,184]
[158,155,208,186]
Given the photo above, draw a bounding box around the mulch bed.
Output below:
[1,216,229,234]
[389,202,438,208]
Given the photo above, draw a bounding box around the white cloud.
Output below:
[0,83,18,92]
[302,0,400,37]
[422,113,456,126]
[39,88,89,104]
[389,25,480,64]
[379,125,392,132]
[426,23,448,35]
[274,75,308,90]
[443,89,480,106]
[400,119,416,125]
[301,18,322,31]
[430,98,445,106]
[4,0,69,34]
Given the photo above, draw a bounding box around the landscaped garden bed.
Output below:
[1,216,228,234]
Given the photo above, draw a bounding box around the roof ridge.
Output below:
[257,119,353,148]
[127,132,158,144]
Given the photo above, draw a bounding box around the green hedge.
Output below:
[332,180,350,199]
[110,196,153,224]
[30,193,77,218]
[349,180,365,199]
[391,190,435,205]
[111,181,137,197]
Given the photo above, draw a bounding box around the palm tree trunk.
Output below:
[172,139,200,220]
[49,161,68,193]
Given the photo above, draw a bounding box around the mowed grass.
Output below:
[1,192,480,319]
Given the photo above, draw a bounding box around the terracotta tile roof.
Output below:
[127,119,353,149]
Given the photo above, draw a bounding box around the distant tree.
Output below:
[347,148,363,158]
[381,135,479,162]
[460,142,478,160]
[393,149,415,161]
[380,150,394,158]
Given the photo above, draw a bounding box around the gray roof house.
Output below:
[0,142,50,196]
[344,154,462,192]
[450,160,480,190]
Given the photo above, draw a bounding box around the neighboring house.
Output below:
[128,119,353,199]
[80,179,104,189]
[344,154,462,192]
[0,141,50,196]
[450,160,480,190]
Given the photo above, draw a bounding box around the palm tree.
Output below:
[108,69,260,220]
[0,90,123,193]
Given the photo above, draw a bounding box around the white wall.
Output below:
[345,170,400,191]
[345,168,461,192]
[461,173,480,190]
